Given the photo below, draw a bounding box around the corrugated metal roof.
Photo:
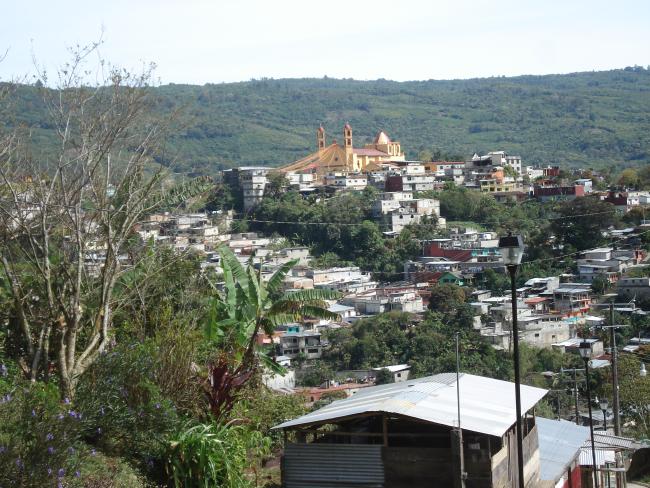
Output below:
[579,448,615,467]
[275,373,547,437]
[537,417,590,482]
[592,432,643,450]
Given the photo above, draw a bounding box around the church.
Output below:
[279,124,406,175]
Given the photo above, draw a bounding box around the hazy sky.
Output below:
[2,0,649,84]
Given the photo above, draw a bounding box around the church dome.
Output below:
[373,131,391,144]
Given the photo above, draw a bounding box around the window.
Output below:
[534,333,540,338]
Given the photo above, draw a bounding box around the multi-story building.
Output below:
[279,325,324,360]
[576,247,633,283]
[552,283,592,317]
[385,172,437,192]
[617,276,650,300]
[223,167,270,210]
[533,184,586,202]
[306,266,377,293]
[323,172,368,190]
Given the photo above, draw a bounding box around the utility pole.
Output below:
[560,367,585,425]
[455,332,466,488]
[608,302,622,436]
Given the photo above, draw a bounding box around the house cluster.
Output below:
[404,227,502,283]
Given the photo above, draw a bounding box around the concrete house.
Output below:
[276,373,547,488]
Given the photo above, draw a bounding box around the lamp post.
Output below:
[579,340,600,488]
[598,397,609,432]
[499,233,525,488]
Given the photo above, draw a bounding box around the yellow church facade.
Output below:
[279,124,406,175]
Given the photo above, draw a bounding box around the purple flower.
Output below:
[58,468,65,478]
[90,449,96,456]
[75,471,80,478]
[64,397,70,405]
[68,410,77,419]
[154,402,161,409]
[58,482,63,488]
[57,413,64,420]
[68,447,75,455]
[0,446,5,454]
[31,409,36,417]
[47,467,52,476]
[48,446,55,455]
[0,364,7,377]
[147,459,154,468]
[15,458,22,469]
[46,433,54,441]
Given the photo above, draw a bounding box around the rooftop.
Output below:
[537,418,589,482]
[275,373,547,437]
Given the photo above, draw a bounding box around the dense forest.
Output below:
[4,66,650,174]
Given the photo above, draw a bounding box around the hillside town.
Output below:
[4,3,650,487]
[95,124,650,487]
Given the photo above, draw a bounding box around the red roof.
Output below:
[525,297,549,304]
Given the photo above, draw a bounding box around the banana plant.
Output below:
[203,245,341,420]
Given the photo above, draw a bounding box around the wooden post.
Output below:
[382,414,389,447]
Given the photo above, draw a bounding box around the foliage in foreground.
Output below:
[166,422,270,488]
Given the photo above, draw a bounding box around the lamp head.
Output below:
[578,340,592,360]
[599,397,609,412]
[498,233,525,267]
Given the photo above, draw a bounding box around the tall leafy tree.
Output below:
[0,46,211,399]
[550,197,617,250]
[203,246,340,420]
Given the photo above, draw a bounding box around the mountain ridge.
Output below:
[5,67,650,175]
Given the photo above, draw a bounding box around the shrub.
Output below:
[0,370,87,486]
[165,423,271,488]
[75,341,183,478]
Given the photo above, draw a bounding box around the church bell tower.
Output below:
[317,125,326,152]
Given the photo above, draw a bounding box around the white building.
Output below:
[372,364,411,383]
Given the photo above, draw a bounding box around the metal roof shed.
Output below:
[536,417,589,483]
[276,372,547,437]
[277,373,548,488]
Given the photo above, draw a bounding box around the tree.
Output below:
[550,197,617,250]
[203,246,341,420]
[428,284,468,314]
[0,46,211,399]
[618,168,639,188]
[374,368,393,385]
[618,354,650,438]
[591,274,609,295]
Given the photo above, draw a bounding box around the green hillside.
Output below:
[5,67,650,175]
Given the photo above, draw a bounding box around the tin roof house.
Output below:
[275,373,548,488]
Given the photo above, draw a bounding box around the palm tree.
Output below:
[203,245,341,420]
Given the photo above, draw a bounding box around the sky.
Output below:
[2,0,649,85]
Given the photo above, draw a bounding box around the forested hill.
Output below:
[7,67,650,175]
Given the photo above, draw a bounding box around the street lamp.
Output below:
[598,396,609,432]
[499,233,525,488]
[579,340,600,488]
